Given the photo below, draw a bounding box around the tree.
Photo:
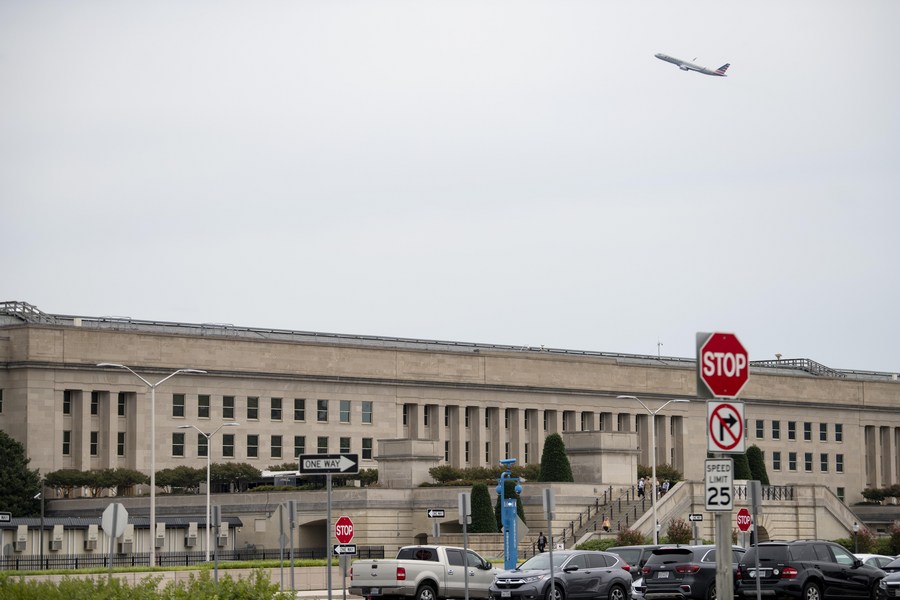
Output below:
[156,466,205,494]
[0,430,41,517]
[665,518,692,544]
[45,468,92,498]
[210,462,261,492]
[733,452,752,480]
[746,445,770,485]
[469,483,496,533]
[538,434,574,482]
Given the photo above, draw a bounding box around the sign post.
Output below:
[698,332,749,600]
[101,503,128,581]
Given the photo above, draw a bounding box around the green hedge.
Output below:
[0,568,293,599]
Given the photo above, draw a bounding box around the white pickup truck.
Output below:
[349,545,497,600]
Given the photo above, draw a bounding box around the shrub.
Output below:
[616,528,648,545]
[538,434,573,482]
[576,538,619,551]
[666,518,692,544]
[469,483,497,533]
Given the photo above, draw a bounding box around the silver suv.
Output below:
[490,550,632,600]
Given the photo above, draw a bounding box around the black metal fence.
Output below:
[0,546,385,571]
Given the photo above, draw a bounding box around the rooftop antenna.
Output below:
[657,338,663,359]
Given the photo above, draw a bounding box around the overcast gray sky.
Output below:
[2,1,898,373]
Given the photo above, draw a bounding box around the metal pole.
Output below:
[206,436,211,562]
[650,410,658,544]
[150,383,156,567]
[327,473,333,600]
[39,484,44,570]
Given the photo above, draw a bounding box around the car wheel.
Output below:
[801,581,821,600]
[545,583,564,600]
[607,583,627,600]
[416,584,436,600]
[871,582,880,600]
[706,582,716,600]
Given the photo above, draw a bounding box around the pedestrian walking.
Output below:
[537,532,547,553]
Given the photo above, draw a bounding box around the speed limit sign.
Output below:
[705,458,733,511]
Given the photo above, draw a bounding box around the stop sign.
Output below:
[737,507,752,532]
[335,515,354,544]
[698,332,749,398]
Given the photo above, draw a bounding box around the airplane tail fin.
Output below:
[715,63,730,76]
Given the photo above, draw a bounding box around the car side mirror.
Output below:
[853,558,863,568]
[563,565,578,573]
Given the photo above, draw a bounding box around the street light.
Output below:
[618,395,690,544]
[853,521,859,553]
[178,422,239,561]
[97,363,206,567]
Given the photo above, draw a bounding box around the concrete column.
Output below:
[526,409,541,465]
[102,391,116,468]
[73,390,89,470]
[617,413,632,432]
[508,408,522,461]
[469,406,482,467]
[405,403,420,439]
[448,405,465,468]
[881,427,894,486]
[544,409,559,436]
[865,425,878,488]
[489,407,502,465]
[636,413,649,466]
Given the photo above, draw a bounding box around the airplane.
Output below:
[655,53,730,77]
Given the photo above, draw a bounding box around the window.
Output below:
[223,396,235,419]
[505,409,511,429]
[222,434,235,458]
[247,434,259,458]
[198,395,210,419]
[803,422,812,441]
[443,440,449,462]
[772,420,781,440]
[465,407,470,428]
[524,411,530,430]
[788,421,796,440]
[340,437,351,454]
[820,453,828,472]
[363,437,373,460]
[788,452,797,471]
[294,435,306,457]
[804,452,813,472]
[172,432,184,457]
[340,400,351,423]
[117,432,126,457]
[836,453,844,473]
[485,442,490,462]
[465,441,470,463]
[504,442,510,459]
[836,487,845,502]
[294,398,306,421]
[173,394,185,418]
[317,400,328,423]
[63,390,73,415]
[271,398,282,421]
[0,388,3,413]
[772,451,781,471]
[247,397,259,420]
[819,423,828,442]
[544,410,549,431]
[271,435,282,459]
[423,405,430,427]
[91,392,100,415]
[118,392,127,417]
[62,430,71,455]
[362,400,373,424]
[90,431,99,456]
[198,434,208,457]
[444,406,450,427]
[524,442,530,463]
[317,436,328,453]
[835,423,843,442]
[756,419,764,438]
[485,408,492,429]
[403,405,409,426]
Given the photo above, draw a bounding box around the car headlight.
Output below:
[879,580,887,589]
[520,575,550,584]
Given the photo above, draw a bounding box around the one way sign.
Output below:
[707,401,745,453]
[299,454,359,474]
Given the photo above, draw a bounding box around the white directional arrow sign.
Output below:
[299,453,359,474]
[333,544,358,555]
[427,509,445,518]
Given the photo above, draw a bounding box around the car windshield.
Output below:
[610,549,642,564]
[885,557,900,570]
[517,553,570,570]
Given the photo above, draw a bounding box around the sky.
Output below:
[2,1,899,373]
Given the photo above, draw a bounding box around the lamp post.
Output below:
[618,396,690,545]
[178,422,239,561]
[98,363,206,567]
[853,521,859,553]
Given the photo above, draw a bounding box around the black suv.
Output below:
[608,545,663,582]
[641,544,745,599]
[735,540,885,599]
